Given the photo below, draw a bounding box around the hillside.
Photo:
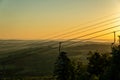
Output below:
[0,40,112,76]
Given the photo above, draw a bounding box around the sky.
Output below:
[0,0,120,40]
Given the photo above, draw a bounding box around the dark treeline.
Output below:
[54,44,120,80]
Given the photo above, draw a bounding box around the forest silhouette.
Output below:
[54,44,120,80]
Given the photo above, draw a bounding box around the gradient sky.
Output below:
[0,0,120,40]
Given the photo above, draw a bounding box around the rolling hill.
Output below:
[0,40,112,76]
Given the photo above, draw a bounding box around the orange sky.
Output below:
[0,0,120,40]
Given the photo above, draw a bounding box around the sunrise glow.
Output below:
[0,0,120,41]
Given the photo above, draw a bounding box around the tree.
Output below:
[87,52,102,76]
[75,59,89,80]
[105,45,120,80]
[54,52,74,80]
[87,52,109,80]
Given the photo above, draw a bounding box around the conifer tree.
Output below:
[54,52,74,80]
[108,45,120,80]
